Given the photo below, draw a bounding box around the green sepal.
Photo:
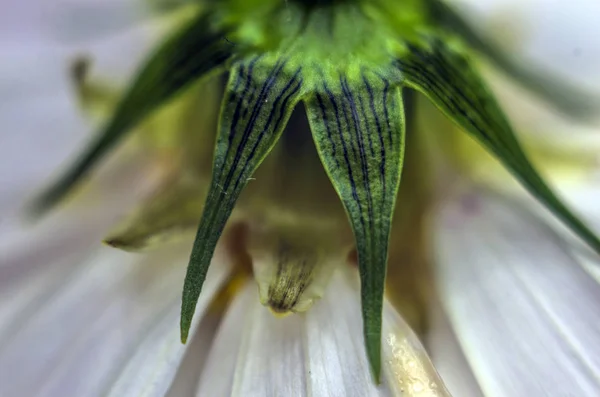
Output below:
[305,72,406,382]
[180,55,304,342]
[425,0,599,119]
[32,10,233,215]
[397,37,600,255]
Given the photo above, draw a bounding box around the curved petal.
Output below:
[427,304,484,397]
[165,312,221,397]
[104,250,229,397]
[431,185,600,396]
[0,234,231,397]
[196,269,449,396]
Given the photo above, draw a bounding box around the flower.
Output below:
[2,1,449,395]
[3,0,600,396]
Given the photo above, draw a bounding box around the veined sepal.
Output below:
[396,35,600,255]
[305,70,406,382]
[32,9,234,215]
[180,54,306,343]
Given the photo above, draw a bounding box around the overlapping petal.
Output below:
[431,185,600,396]
[196,268,449,396]
[0,222,231,397]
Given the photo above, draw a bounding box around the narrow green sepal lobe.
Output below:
[32,11,233,216]
[305,72,406,382]
[397,37,600,255]
[180,55,304,342]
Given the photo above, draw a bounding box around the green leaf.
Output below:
[180,55,304,342]
[397,37,600,255]
[32,10,233,215]
[305,72,406,382]
[425,0,599,119]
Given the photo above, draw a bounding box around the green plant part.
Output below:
[34,0,600,383]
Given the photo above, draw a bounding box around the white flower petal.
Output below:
[427,303,485,397]
[444,1,600,154]
[487,167,600,283]
[0,218,110,337]
[381,302,451,397]
[104,249,231,397]
[304,271,383,397]
[0,208,136,346]
[0,0,149,47]
[547,180,600,284]
[0,237,231,397]
[37,253,184,397]
[197,269,448,397]
[166,313,221,397]
[0,248,140,396]
[456,0,600,91]
[432,186,600,396]
[196,280,307,396]
[193,286,244,396]
[1,10,182,216]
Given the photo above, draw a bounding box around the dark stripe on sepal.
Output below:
[180,56,304,343]
[305,72,406,382]
[396,37,600,255]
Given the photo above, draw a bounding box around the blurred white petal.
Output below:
[541,178,600,283]
[0,10,183,217]
[455,0,600,91]
[486,162,600,283]
[449,0,600,151]
[197,269,448,397]
[304,271,383,397]
[0,0,150,46]
[104,249,230,397]
[487,75,600,151]
[166,313,221,397]
[432,186,600,396]
[427,303,485,397]
[0,223,231,397]
[194,280,248,397]
[0,248,142,396]
[381,302,451,397]
[0,212,118,337]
